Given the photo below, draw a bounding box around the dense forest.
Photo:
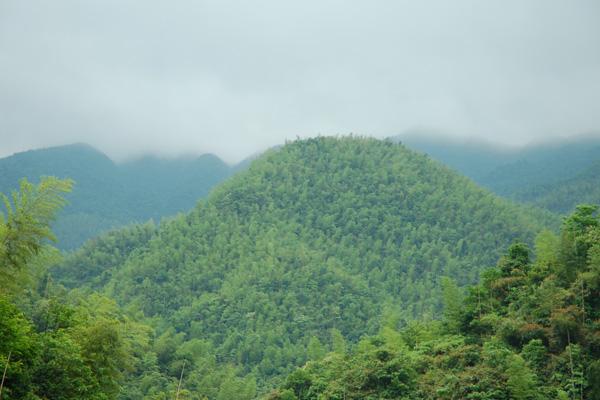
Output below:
[2,0,598,397]
[511,161,600,214]
[0,137,598,399]
[51,137,556,396]
[0,144,234,249]
[267,205,600,399]
[0,177,143,399]
[399,134,600,214]
[3,136,597,251]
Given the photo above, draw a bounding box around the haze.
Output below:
[1,0,599,162]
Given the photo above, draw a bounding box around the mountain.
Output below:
[396,133,600,213]
[53,137,557,396]
[0,143,234,249]
[397,133,516,181]
[511,160,600,214]
[480,136,600,197]
[269,206,600,400]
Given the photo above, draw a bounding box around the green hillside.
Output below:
[397,134,600,213]
[397,133,515,181]
[269,206,600,400]
[53,137,557,396]
[0,144,233,249]
[512,160,600,214]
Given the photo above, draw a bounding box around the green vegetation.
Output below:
[399,134,600,214]
[0,144,233,249]
[4,137,597,399]
[53,137,557,396]
[0,178,214,399]
[512,161,600,214]
[0,177,128,399]
[268,205,600,399]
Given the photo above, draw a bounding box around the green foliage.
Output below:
[506,355,538,400]
[399,134,600,214]
[270,205,600,399]
[533,229,559,279]
[514,161,600,214]
[0,144,233,249]
[280,335,417,400]
[31,331,98,399]
[52,137,554,395]
[3,139,599,398]
[441,277,463,333]
[0,177,72,274]
[330,329,346,355]
[51,222,156,290]
[557,205,599,283]
[521,339,547,374]
[0,296,39,399]
[307,337,326,362]
[0,179,166,399]
[500,242,530,275]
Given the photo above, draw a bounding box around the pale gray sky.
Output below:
[1,0,599,162]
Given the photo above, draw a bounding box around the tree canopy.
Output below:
[52,137,558,396]
[268,205,600,399]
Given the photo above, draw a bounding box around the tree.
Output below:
[75,318,128,397]
[499,242,530,277]
[441,276,463,333]
[1,177,72,290]
[307,337,325,362]
[31,332,98,399]
[0,296,39,399]
[330,328,347,355]
[558,205,599,282]
[507,355,538,400]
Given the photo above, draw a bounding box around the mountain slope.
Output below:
[398,133,515,181]
[396,134,600,212]
[0,144,234,249]
[269,207,600,400]
[512,160,600,213]
[53,137,556,396]
[480,136,600,197]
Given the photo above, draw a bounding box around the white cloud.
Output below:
[1,0,599,162]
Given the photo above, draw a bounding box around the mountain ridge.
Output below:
[0,143,236,249]
[395,133,600,212]
[53,136,558,395]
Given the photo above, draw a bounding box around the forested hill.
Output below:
[397,133,514,182]
[0,143,233,249]
[397,134,600,213]
[53,137,557,396]
[268,206,600,399]
[511,160,600,214]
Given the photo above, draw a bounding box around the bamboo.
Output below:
[43,274,51,332]
[581,279,585,325]
[567,330,575,400]
[175,360,186,400]
[0,351,11,400]
[477,286,482,319]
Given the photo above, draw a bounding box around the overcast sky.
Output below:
[1,1,599,162]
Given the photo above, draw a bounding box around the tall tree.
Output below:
[1,177,72,283]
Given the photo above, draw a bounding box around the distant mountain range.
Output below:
[2,134,599,249]
[396,133,600,213]
[52,137,555,394]
[0,143,237,249]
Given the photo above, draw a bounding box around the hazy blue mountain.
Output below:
[397,133,516,181]
[511,160,600,213]
[479,137,600,195]
[396,133,600,213]
[0,143,234,249]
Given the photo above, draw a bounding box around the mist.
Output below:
[1,0,599,162]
